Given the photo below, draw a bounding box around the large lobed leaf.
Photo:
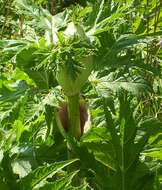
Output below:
[18,159,78,190]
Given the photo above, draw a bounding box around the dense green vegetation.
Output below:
[0,0,162,189]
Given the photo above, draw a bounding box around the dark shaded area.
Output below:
[62,0,87,7]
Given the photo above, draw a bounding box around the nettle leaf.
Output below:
[15,45,51,89]
[90,73,152,97]
[15,0,42,17]
[143,149,162,160]
[37,171,79,190]
[12,68,35,86]
[139,118,162,136]
[13,120,25,142]
[84,141,116,171]
[148,133,162,145]
[0,40,29,53]
[18,159,78,190]
[82,127,111,142]
[0,80,28,103]
[0,93,27,126]
[112,34,140,52]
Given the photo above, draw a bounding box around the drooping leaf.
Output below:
[18,159,78,190]
[37,171,79,190]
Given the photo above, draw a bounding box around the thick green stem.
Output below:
[67,94,81,139]
[66,94,82,185]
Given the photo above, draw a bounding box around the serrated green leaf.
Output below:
[19,159,78,190]
[37,171,79,190]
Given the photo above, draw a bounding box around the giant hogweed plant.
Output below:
[0,0,162,189]
[0,0,141,138]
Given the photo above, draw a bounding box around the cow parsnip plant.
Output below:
[0,0,162,189]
